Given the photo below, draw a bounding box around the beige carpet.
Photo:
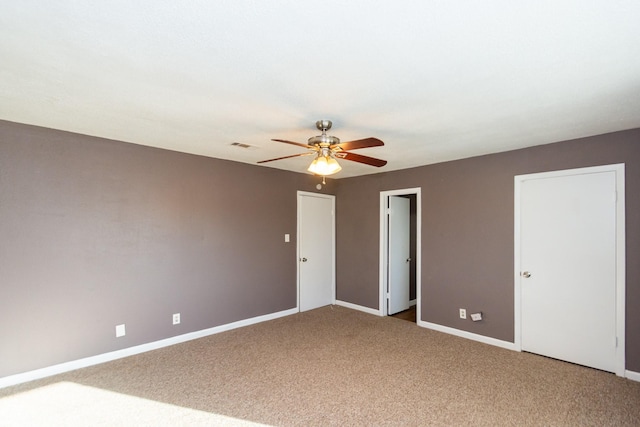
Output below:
[1,305,639,426]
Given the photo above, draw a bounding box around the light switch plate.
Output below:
[115,324,126,337]
[284,234,290,242]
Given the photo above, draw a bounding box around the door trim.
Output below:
[297,191,336,312]
[513,164,625,376]
[379,188,421,318]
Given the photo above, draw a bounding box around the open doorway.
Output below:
[379,188,421,322]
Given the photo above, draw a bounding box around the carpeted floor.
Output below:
[1,305,639,426]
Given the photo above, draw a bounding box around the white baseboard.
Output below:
[626,370,640,382]
[0,307,298,389]
[335,300,381,316]
[418,320,517,351]
[5,306,634,389]
[418,321,640,381]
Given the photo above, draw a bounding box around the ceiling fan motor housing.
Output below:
[308,134,340,147]
[309,119,340,147]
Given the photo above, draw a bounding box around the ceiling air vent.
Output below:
[231,142,254,149]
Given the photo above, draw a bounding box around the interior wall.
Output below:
[335,129,640,372]
[0,120,331,378]
[3,119,639,378]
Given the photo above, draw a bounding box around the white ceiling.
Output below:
[2,1,640,178]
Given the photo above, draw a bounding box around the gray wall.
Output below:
[335,129,640,371]
[2,119,639,379]
[0,120,332,378]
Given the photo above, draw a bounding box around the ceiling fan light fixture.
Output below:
[307,154,342,176]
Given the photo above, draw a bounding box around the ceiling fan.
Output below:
[258,120,387,179]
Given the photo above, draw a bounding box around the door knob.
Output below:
[300,257,308,262]
[406,258,412,263]
[521,271,531,278]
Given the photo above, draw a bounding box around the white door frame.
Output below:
[379,188,422,318]
[297,191,336,311]
[513,164,626,376]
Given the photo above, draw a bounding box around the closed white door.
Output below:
[520,170,617,372]
[388,196,411,315]
[298,192,335,312]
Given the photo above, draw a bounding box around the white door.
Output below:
[519,170,618,372]
[298,192,335,312]
[388,196,411,315]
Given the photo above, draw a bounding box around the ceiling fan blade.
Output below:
[257,151,316,164]
[339,151,387,167]
[271,139,310,149]
[332,137,384,151]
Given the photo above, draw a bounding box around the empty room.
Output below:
[1,2,640,425]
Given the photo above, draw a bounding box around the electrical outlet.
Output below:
[459,308,467,319]
[115,324,126,337]
[172,313,180,325]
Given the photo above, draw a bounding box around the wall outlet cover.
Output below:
[173,313,180,325]
[459,308,467,319]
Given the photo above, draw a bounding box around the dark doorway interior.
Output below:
[391,306,416,323]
